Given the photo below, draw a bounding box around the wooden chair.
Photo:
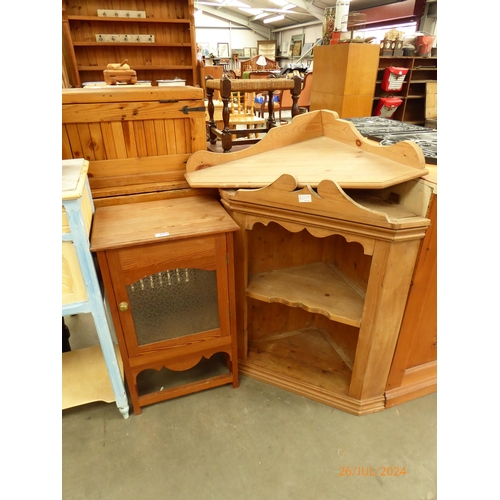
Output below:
[229,90,266,138]
[270,72,313,122]
[205,75,303,153]
[240,55,280,73]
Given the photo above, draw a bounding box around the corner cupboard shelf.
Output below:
[372,56,437,125]
[62,0,198,88]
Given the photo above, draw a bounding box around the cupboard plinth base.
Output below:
[239,361,385,416]
[384,361,437,408]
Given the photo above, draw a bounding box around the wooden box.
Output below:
[62,86,207,202]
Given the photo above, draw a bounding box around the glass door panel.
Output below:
[126,267,220,346]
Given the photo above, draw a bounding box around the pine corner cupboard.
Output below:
[62,0,199,88]
[185,110,435,415]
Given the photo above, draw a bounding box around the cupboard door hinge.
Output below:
[179,105,206,114]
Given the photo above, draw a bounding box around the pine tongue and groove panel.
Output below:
[62,86,206,201]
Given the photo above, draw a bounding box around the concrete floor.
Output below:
[62,314,437,500]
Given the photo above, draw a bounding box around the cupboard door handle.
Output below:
[119,302,128,312]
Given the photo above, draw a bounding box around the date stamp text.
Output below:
[339,466,407,477]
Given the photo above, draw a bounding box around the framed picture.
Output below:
[250,47,257,57]
[217,43,229,58]
[243,47,251,58]
[198,42,210,57]
[292,41,302,57]
[232,48,244,57]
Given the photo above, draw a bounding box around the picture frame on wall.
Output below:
[292,41,302,57]
[250,47,257,57]
[217,43,229,58]
[198,42,210,57]
[243,47,251,58]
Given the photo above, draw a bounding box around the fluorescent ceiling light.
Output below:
[263,14,284,23]
[239,8,265,15]
[252,12,271,20]
[227,0,251,7]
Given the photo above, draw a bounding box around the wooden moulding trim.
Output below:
[129,336,233,371]
[384,360,437,408]
[239,361,385,416]
[90,172,187,189]
[90,180,190,198]
[225,202,429,245]
[62,87,204,104]
[220,176,431,232]
[137,373,234,408]
[92,188,217,207]
[131,346,233,378]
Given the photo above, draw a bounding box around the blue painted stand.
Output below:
[62,160,129,419]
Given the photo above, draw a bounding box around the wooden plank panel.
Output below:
[165,119,177,154]
[190,116,208,152]
[89,154,190,177]
[89,123,106,160]
[100,122,118,159]
[62,126,73,159]
[62,101,205,123]
[111,122,128,157]
[77,123,95,161]
[133,121,148,157]
[174,118,188,154]
[65,124,84,158]
[122,121,138,158]
[143,120,158,157]
[153,119,168,155]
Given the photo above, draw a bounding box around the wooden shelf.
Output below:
[247,262,364,327]
[62,0,198,88]
[73,42,192,47]
[77,64,194,71]
[67,15,190,23]
[244,327,353,398]
[373,55,437,125]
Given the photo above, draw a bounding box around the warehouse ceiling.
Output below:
[195,0,411,33]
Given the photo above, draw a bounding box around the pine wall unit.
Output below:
[373,56,437,125]
[62,0,198,88]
